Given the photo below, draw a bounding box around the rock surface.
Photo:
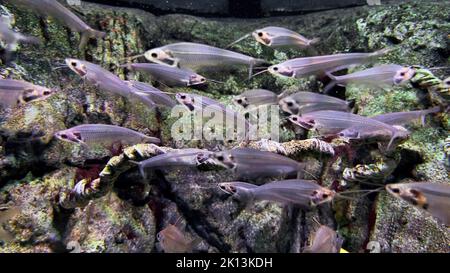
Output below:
[0,0,449,253]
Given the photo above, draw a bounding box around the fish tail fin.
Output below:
[421,106,442,126]
[79,28,106,50]
[371,47,392,57]
[19,35,41,45]
[129,160,146,179]
[308,37,320,46]
[144,136,161,145]
[323,80,337,95]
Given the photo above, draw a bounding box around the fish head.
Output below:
[268,64,295,78]
[252,29,272,46]
[393,66,416,85]
[65,58,87,77]
[195,151,212,165]
[279,97,299,114]
[338,128,360,139]
[175,93,195,111]
[144,48,175,66]
[210,151,236,169]
[188,74,207,86]
[385,183,428,209]
[54,129,84,144]
[233,95,249,108]
[310,187,336,206]
[218,182,238,195]
[20,86,55,104]
[288,115,315,130]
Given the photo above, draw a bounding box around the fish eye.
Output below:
[217,155,224,161]
[60,134,68,139]
[400,72,406,77]
[43,91,51,96]
[445,80,450,85]
[273,66,279,71]
[71,61,77,67]
[286,102,294,107]
[258,32,263,37]
[291,116,298,121]
[237,99,243,104]
[391,187,400,194]
[322,193,329,199]
[151,53,158,58]
[180,95,186,100]
[201,78,206,82]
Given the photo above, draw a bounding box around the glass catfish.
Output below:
[125,80,177,108]
[54,124,160,148]
[122,63,207,87]
[302,225,343,253]
[324,64,416,93]
[134,149,213,180]
[267,49,389,79]
[65,58,157,109]
[233,89,280,109]
[10,0,106,49]
[218,179,335,209]
[0,16,40,55]
[289,110,407,150]
[142,42,266,79]
[210,148,307,180]
[371,106,441,126]
[278,91,352,115]
[228,26,319,49]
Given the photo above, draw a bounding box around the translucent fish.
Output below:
[252,26,320,48]
[228,26,319,49]
[133,149,213,179]
[289,110,406,150]
[65,58,156,109]
[278,91,351,115]
[142,42,266,79]
[371,106,441,126]
[324,64,415,93]
[218,179,335,209]
[0,78,55,109]
[386,182,450,226]
[267,49,389,79]
[211,148,306,180]
[122,63,207,87]
[11,0,105,49]
[157,219,200,253]
[303,225,343,253]
[233,89,279,108]
[54,124,160,147]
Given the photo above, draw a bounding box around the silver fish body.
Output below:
[66,58,156,108]
[268,49,388,78]
[324,64,415,93]
[211,148,304,180]
[11,0,105,49]
[54,124,160,147]
[124,63,206,87]
[0,78,54,108]
[386,182,450,226]
[371,107,440,126]
[289,110,405,149]
[233,89,279,108]
[252,26,319,48]
[144,42,265,78]
[279,91,351,114]
[136,149,213,179]
[219,179,335,209]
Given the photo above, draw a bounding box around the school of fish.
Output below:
[0,0,448,253]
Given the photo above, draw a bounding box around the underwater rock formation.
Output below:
[0,0,448,253]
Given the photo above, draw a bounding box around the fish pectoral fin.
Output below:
[78,33,90,51]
